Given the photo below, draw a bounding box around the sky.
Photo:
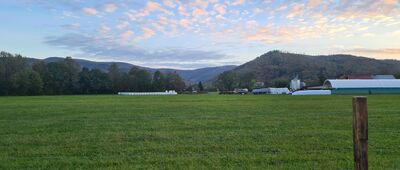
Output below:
[0,0,399,69]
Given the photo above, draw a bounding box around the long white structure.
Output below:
[118,90,178,96]
[292,90,332,96]
[252,88,290,94]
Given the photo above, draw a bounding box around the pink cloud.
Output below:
[179,19,191,28]
[193,0,209,9]
[178,5,189,16]
[82,7,98,15]
[139,27,156,40]
[307,0,322,8]
[287,3,304,18]
[104,3,118,13]
[98,25,111,35]
[120,30,134,40]
[231,0,245,6]
[163,0,176,8]
[192,8,208,17]
[116,21,130,30]
[214,4,227,15]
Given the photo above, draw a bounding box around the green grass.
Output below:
[0,94,399,169]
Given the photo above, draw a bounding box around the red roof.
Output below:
[347,75,373,79]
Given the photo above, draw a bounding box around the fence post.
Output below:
[352,96,368,170]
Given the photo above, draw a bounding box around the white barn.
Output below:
[323,79,400,94]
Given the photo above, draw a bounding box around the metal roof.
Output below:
[372,75,396,79]
[324,79,400,89]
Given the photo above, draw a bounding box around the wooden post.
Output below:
[352,96,368,170]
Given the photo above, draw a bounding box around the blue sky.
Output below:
[1,0,399,69]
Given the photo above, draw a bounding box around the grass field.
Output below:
[0,94,399,169]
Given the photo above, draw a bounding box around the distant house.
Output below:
[254,80,265,87]
[347,75,373,79]
[323,79,400,94]
[347,74,395,80]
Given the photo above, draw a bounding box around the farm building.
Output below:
[323,79,400,94]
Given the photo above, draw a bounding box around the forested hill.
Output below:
[28,57,236,83]
[216,51,400,89]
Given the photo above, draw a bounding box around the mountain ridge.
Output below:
[27,57,237,83]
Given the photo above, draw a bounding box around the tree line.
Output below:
[0,51,187,96]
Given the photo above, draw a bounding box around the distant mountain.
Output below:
[227,50,400,86]
[27,57,236,83]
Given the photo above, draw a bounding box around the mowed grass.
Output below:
[0,94,399,169]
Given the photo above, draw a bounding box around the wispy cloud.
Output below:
[343,48,400,59]
[82,7,98,15]
[103,3,118,13]
[44,33,235,68]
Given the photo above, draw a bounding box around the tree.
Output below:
[26,71,43,95]
[395,73,400,79]
[198,81,204,91]
[43,62,68,95]
[78,67,91,94]
[88,69,111,94]
[127,67,152,92]
[216,71,237,91]
[237,72,256,90]
[108,63,122,93]
[272,78,289,88]
[165,72,186,92]
[10,70,43,95]
[32,61,47,77]
[0,52,29,95]
[152,70,166,91]
[62,57,80,94]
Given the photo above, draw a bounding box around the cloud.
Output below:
[44,33,232,68]
[178,5,189,16]
[361,33,375,37]
[192,0,209,9]
[214,4,227,15]
[116,21,130,30]
[163,0,176,8]
[192,8,208,17]
[179,19,191,28]
[82,7,98,15]
[139,27,155,40]
[104,3,118,13]
[126,1,172,21]
[287,3,304,18]
[343,48,400,59]
[98,25,111,35]
[120,30,134,40]
[61,23,80,29]
[231,0,245,6]
[307,0,322,8]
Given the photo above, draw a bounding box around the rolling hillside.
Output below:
[228,50,400,86]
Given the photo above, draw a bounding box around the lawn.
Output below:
[0,94,399,169]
